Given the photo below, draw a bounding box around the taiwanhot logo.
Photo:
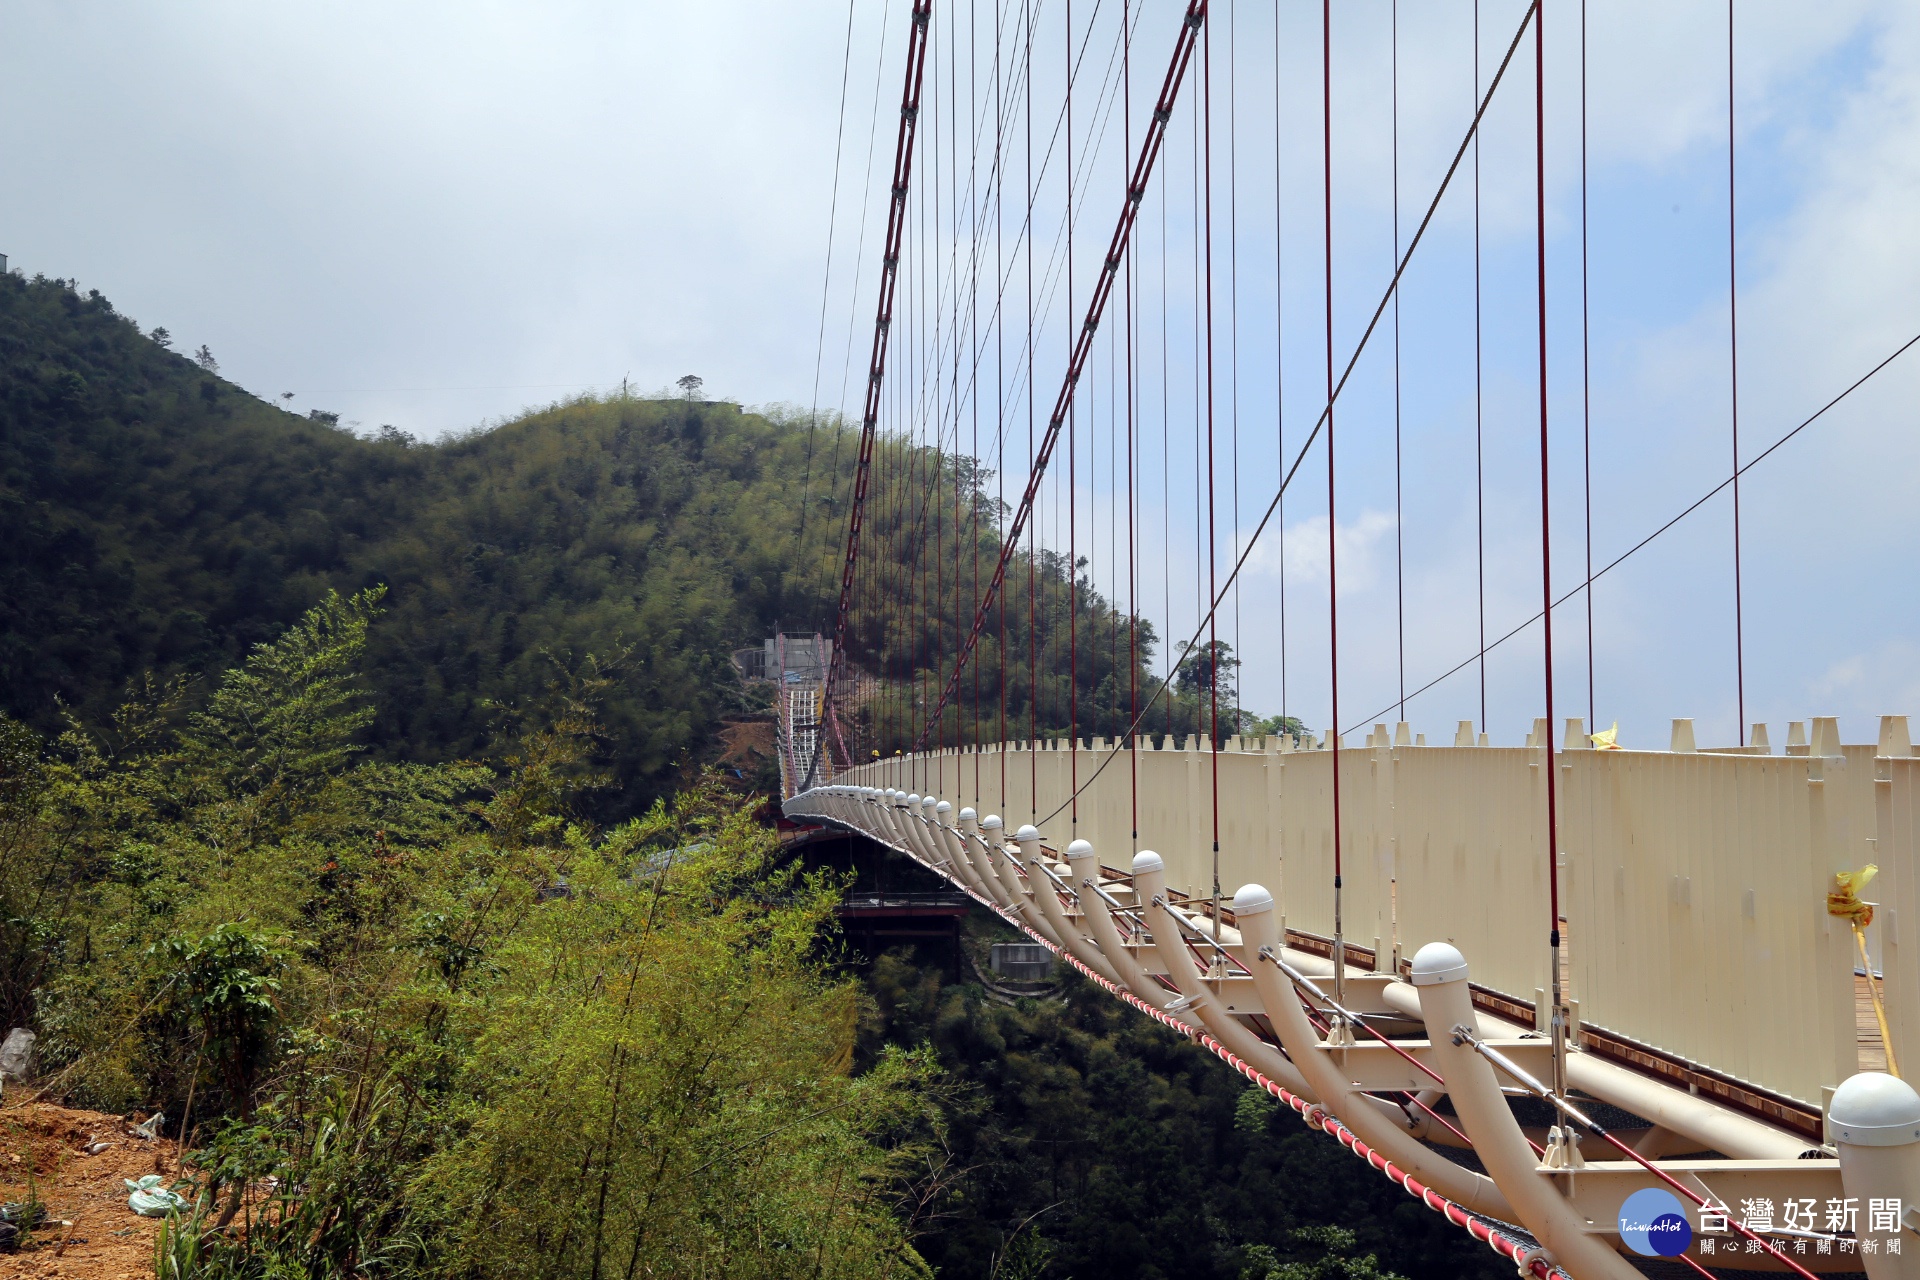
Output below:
[1619,1188,1694,1258]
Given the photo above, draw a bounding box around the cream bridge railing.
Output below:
[788,715,1920,1279]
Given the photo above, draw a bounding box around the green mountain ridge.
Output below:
[1,270,882,806]
[2,269,1226,813]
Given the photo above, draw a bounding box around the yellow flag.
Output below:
[1589,721,1623,750]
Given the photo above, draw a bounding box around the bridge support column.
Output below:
[898,794,936,865]
[947,809,993,899]
[1038,841,1122,985]
[1411,942,1640,1280]
[1830,1072,1920,1280]
[916,796,945,867]
[996,826,1062,947]
[879,790,910,851]
[1133,852,1313,1099]
[968,816,1018,910]
[930,801,962,878]
[1233,885,1511,1218]
[1069,844,1201,1033]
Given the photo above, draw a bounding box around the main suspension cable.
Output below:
[911,0,1210,752]
[1339,328,1920,735]
[1027,0,1543,823]
[816,0,936,788]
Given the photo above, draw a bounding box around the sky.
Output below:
[3,1,1915,750]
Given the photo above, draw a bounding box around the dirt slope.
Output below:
[1,1102,182,1280]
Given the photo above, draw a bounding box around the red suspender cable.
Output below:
[1125,2,1138,844]
[1392,0,1405,724]
[819,0,932,789]
[1026,0,1038,809]
[1580,0,1594,732]
[1068,0,1079,828]
[912,0,1208,752]
[1204,6,1222,925]
[1274,0,1288,733]
[1728,0,1744,745]
[1473,0,1487,740]
[1323,0,1345,1012]
[996,2,1008,805]
[1534,0,1567,1099]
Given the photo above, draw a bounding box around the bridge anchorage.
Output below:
[785,723,1920,1278]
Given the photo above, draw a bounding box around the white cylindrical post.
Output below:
[1131,853,1312,1097]
[1411,943,1638,1280]
[1233,885,1509,1216]
[1831,1072,1920,1280]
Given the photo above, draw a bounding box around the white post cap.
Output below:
[959,807,977,822]
[1830,1072,1920,1147]
[980,814,1004,830]
[1016,824,1040,842]
[1066,840,1097,862]
[935,800,951,815]
[1232,884,1275,915]
[1132,849,1164,874]
[1410,941,1469,987]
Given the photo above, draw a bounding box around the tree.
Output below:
[1250,713,1311,744]
[155,922,284,1115]
[194,344,219,373]
[677,373,704,398]
[151,326,172,348]
[1176,639,1240,696]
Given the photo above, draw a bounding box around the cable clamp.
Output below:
[1509,1242,1555,1276]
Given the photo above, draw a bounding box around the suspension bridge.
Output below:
[778,1,1920,1274]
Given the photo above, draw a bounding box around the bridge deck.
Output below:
[1858,972,1888,1073]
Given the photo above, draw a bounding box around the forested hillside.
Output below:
[1,271,1257,815]
[1,273,1467,1279]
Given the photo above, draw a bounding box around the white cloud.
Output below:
[1243,509,1400,594]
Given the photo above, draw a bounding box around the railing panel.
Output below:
[847,730,1899,1107]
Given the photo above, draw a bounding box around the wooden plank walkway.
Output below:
[1858,972,1888,1072]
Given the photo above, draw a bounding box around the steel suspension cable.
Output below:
[1728,0,1745,745]
[1161,144,1173,740]
[1532,0,1567,1101]
[1026,0,1039,806]
[1125,0,1138,841]
[1121,2,1128,852]
[1228,1,1242,742]
[1343,328,1920,734]
[798,0,862,571]
[1274,0,1288,731]
[911,0,1209,752]
[969,0,981,792]
[1473,0,1487,739]
[1392,0,1405,724]
[1068,0,1079,826]
[1323,0,1343,1009]
[997,0,1009,805]
[817,0,935,788]
[1580,0,1594,732]
[1030,0,1542,824]
[1205,7,1222,925]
